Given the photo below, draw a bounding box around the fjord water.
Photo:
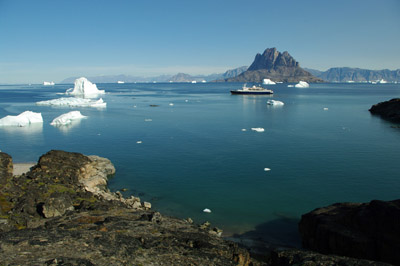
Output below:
[1,82,400,246]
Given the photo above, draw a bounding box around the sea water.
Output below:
[1,82,400,246]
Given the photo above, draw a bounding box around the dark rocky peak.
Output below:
[248,48,299,71]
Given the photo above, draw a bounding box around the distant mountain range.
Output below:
[60,48,400,84]
[221,48,323,83]
[60,66,248,84]
[304,67,400,82]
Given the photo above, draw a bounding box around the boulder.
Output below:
[299,199,400,265]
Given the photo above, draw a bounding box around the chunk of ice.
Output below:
[36,97,106,108]
[294,81,310,88]
[251,128,265,132]
[0,111,43,127]
[65,77,105,96]
[264,168,271,171]
[203,208,212,213]
[50,111,86,126]
[267,100,284,106]
[262,79,276,85]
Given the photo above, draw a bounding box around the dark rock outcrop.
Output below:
[0,150,258,265]
[299,199,400,265]
[369,98,400,122]
[223,48,323,83]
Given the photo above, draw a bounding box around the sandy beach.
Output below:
[13,163,35,176]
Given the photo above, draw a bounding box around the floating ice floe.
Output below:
[251,127,265,132]
[267,99,284,106]
[203,208,212,213]
[36,97,106,108]
[262,79,276,85]
[287,85,294,88]
[294,81,310,88]
[169,103,174,106]
[136,141,142,144]
[264,168,271,172]
[0,111,43,127]
[50,111,86,126]
[43,81,55,86]
[241,128,247,132]
[65,77,105,96]
[323,107,329,111]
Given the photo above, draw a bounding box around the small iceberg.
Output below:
[264,168,271,172]
[323,107,329,111]
[203,208,212,213]
[287,85,294,88]
[65,77,105,96]
[294,81,310,88]
[50,111,86,126]
[378,79,387,84]
[37,97,106,108]
[0,111,43,127]
[117,81,125,84]
[251,127,265,132]
[267,99,284,106]
[43,81,55,86]
[262,79,276,85]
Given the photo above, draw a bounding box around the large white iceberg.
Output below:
[0,111,43,127]
[294,81,310,88]
[267,99,284,106]
[50,111,86,126]
[36,97,106,108]
[262,79,276,85]
[66,77,105,96]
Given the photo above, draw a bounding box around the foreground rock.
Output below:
[369,98,400,122]
[0,150,256,265]
[299,199,400,265]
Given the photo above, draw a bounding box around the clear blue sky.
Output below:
[1,0,399,83]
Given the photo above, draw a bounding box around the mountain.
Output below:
[223,48,323,83]
[221,66,248,79]
[60,74,172,84]
[306,67,400,82]
[60,66,248,84]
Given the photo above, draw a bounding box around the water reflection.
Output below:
[51,119,82,134]
[0,123,43,135]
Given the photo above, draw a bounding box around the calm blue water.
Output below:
[1,82,400,246]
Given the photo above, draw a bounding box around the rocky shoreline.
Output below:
[369,98,400,122]
[0,150,397,265]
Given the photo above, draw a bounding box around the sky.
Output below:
[0,0,399,83]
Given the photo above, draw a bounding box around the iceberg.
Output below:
[267,99,284,106]
[251,127,265,132]
[203,208,212,213]
[264,168,271,172]
[262,79,276,85]
[0,111,43,127]
[36,97,106,108]
[66,77,105,96]
[50,111,86,126]
[294,81,310,88]
[43,81,55,86]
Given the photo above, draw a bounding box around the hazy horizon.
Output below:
[1,0,399,84]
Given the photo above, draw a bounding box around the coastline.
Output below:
[1,150,398,265]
